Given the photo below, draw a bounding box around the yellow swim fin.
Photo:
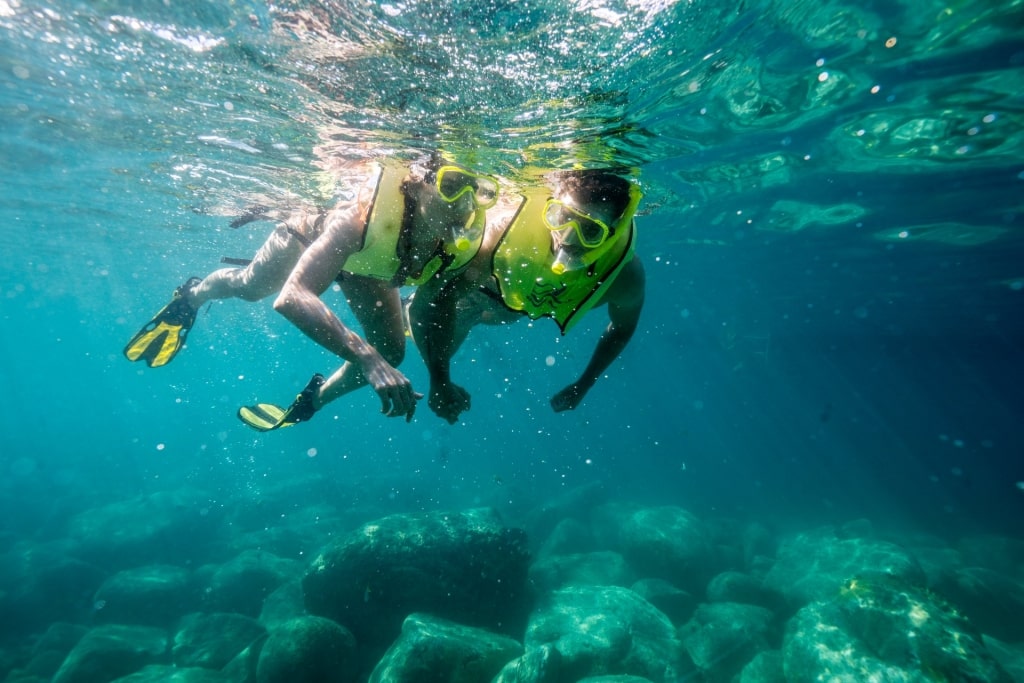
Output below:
[237,374,324,432]
[123,278,201,368]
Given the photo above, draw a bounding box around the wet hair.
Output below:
[399,153,445,229]
[555,170,633,222]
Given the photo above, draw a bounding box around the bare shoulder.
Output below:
[603,256,646,306]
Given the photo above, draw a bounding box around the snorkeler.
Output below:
[412,170,644,422]
[238,169,644,428]
[124,157,499,422]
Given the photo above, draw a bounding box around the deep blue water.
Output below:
[2,0,1024,679]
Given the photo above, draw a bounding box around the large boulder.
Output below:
[258,580,306,630]
[783,575,1012,682]
[763,527,926,608]
[522,482,608,547]
[983,636,1024,683]
[172,612,266,669]
[52,624,168,683]
[202,550,300,617]
[368,613,521,683]
[492,643,562,683]
[738,650,785,683]
[111,665,229,683]
[302,508,530,651]
[529,551,634,594]
[93,565,197,627]
[68,488,224,569]
[705,571,784,612]
[506,585,688,682]
[629,579,696,626]
[535,518,595,559]
[255,616,356,683]
[931,566,1024,642]
[14,622,88,680]
[0,542,107,637]
[679,602,777,682]
[592,504,716,590]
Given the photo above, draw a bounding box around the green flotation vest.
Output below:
[341,162,483,285]
[492,187,638,333]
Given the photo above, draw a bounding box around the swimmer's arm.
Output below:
[274,208,369,362]
[275,208,417,417]
[410,254,493,423]
[552,257,645,412]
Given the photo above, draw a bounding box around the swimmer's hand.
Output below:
[551,381,592,412]
[364,358,421,422]
[429,381,471,424]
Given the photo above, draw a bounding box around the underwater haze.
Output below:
[2,0,1024,681]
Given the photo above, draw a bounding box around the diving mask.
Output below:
[549,183,643,275]
[435,166,499,210]
[543,199,613,249]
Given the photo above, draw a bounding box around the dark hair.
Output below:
[555,170,633,221]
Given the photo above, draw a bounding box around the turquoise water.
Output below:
[2,0,1024,680]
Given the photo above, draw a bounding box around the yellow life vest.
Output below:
[341,162,482,285]
[492,187,637,333]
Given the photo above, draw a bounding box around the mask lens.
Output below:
[473,176,498,208]
[436,166,499,209]
[543,200,609,248]
[438,168,472,202]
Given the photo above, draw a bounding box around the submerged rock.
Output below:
[68,488,224,569]
[302,508,530,652]
[492,643,562,683]
[52,624,168,683]
[629,578,696,626]
[679,602,777,683]
[738,650,785,683]
[535,518,595,559]
[983,636,1024,683]
[932,565,1024,642]
[764,527,925,608]
[19,622,89,679]
[368,613,521,683]
[529,551,634,593]
[202,550,300,617]
[172,612,266,669]
[519,584,687,682]
[258,580,306,630]
[0,542,107,637]
[255,616,356,683]
[783,575,1012,682]
[705,570,784,612]
[93,564,197,627]
[111,665,229,683]
[592,504,716,590]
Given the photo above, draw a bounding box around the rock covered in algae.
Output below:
[782,575,1012,682]
[368,613,521,683]
[509,584,688,682]
[52,624,168,683]
[679,601,778,682]
[302,508,530,652]
[92,564,197,627]
[255,616,356,683]
[171,612,266,670]
[764,526,926,607]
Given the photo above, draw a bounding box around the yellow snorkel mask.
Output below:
[435,165,500,251]
[549,183,643,275]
